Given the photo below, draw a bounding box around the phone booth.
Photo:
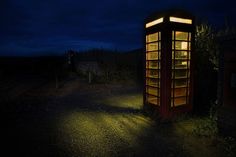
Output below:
[144,10,195,119]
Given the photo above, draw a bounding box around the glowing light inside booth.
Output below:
[145,18,164,28]
[169,17,192,24]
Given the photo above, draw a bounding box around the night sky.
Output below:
[0,0,235,56]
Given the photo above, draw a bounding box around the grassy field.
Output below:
[2,75,235,157]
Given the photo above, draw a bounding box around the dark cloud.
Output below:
[0,0,235,56]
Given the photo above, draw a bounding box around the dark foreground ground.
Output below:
[2,75,235,157]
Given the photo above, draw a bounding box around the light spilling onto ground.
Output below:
[57,94,155,156]
[54,92,227,157]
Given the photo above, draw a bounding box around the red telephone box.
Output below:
[144,10,195,119]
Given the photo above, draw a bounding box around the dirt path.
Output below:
[4,78,227,157]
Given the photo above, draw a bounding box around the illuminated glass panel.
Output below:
[174,79,189,87]
[173,31,188,40]
[146,61,160,69]
[169,17,192,24]
[172,60,189,69]
[147,96,160,106]
[171,88,187,97]
[146,78,160,87]
[174,51,188,59]
[172,69,189,78]
[146,52,159,60]
[146,69,160,78]
[171,97,187,106]
[147,43,158,51]
[146,32,161,105]
[147,86,159,96]
[172,41,188,50]
[146,18,164,28]
[147,33,159,42]
[171,31,191,107]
